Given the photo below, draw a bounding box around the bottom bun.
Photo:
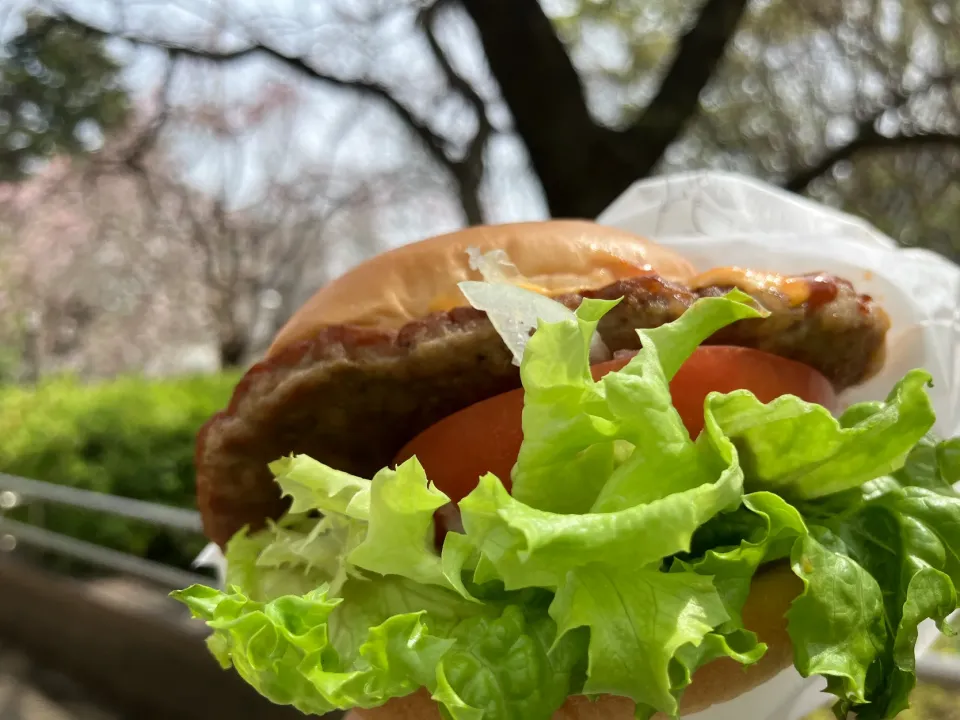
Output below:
[349,563,802,720]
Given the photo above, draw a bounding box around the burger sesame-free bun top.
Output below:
[267,220,697,356]
[346,564,801,720]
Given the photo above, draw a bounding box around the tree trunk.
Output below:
[458,0,750,219]
[456,173,485,226]
[218,332,250,369]
[459,0,633,219]
[19,311,41,385]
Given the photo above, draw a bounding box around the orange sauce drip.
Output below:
[689,267,816,307]
[430,266,842,314]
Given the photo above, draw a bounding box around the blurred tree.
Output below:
[0,148,211,382]
[140,59,381,368]
[0,56,389,377]
[549,0,960,258]
[0,14,129,180]
[24,2,498,225]
[41,0,960,241]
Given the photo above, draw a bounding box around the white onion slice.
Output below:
[467,246,525,284]
[458,281,572,366]
[458,279,611,366]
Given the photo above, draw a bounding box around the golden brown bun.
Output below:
[347,563,801,720]
[268,220,696,356]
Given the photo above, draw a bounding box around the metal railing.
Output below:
[0,472,333,720]
[0,472,203,531]
[1,470,960,701]
[0,471,211,589]
[917,651,960,690]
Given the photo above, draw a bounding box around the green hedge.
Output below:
[0,373,240,573]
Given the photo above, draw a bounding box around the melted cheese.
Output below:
[429,265,814,315]
[428,248,662,315]
[689,267,812,307]
[428,291,469,314]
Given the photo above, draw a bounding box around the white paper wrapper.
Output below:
[192,540,227,587]
[194,170,960,719]
[597,170,960,720]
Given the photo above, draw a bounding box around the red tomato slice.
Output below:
[395,346,838,504]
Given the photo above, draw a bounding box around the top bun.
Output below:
[268,220,696,356]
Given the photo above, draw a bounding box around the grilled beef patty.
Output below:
[196,273,888,547]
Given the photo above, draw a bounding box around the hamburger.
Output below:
[173,221,960,720]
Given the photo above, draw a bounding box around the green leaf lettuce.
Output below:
[174,290,959,720]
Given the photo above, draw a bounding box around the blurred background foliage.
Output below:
[0,373,239,570]
[1,0,958,381]
[0,14,128,182]
[1,0,959,713]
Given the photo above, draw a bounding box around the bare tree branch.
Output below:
[785,130,960,193]
[124,53,177,169]
[43,5,493,224]
[419,0,492,163]
[621,0,750,170]
[785,74,960,193]
[47,0,752,220]
[46,11,451,166]
[419,0,492,224]
[120,52,180,214]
